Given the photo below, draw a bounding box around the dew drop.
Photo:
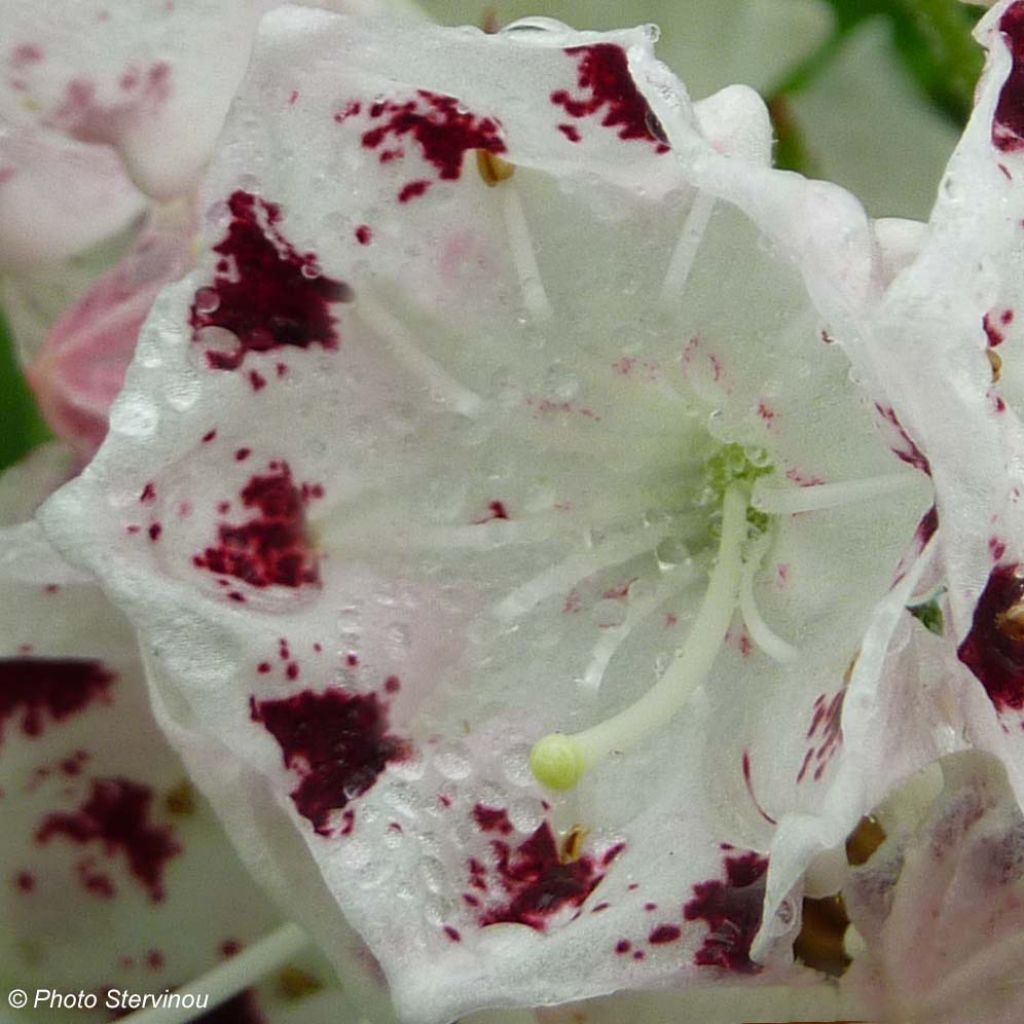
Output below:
[194,287,221,315]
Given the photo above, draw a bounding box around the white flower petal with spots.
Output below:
[826,0,1024,828]
[42,11,944,1022]
[0,448,396,1024]
[843,752,1024,1024]
[0,0,426,203]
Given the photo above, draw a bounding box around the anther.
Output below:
[988,348,1003,383]
[996,600,1024,642]
[476,148,516,186]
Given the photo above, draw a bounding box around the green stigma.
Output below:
[530,734,587,791]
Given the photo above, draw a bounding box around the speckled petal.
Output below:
[0,451,392,1024]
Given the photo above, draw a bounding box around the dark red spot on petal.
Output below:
[0,658,114,744]
[398,179,430,203]
[196,991,265,1024]
[473,500,510,524]
[959,563,1024,713]
[648,923,681,944]
[251,689,407,836]
[355,225,373,245]
[996,3,1024,152]
[472,803,514,835]
[614,939,631,954]
[875,404,931,475]
[684,851,768,972]
[193,463,319,589]
[550,45,668,152]
[36,778,181,902]
[190,192,349,371]
[474,824,618,931]
[361,90,506,201]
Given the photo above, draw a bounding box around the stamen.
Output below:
[739,532,798,663]
[752,473,919,515]
[319,510,560,555]
[117,923,308,1024]
[989,347,1003,383]
[531,486,747,790]
[659,192,715,306]
[355,294,483,416]
[476,148,515,186]
[579,563,697,694]
[498,179,552,320]
[492,521,673,624]
[997,600,1024,642]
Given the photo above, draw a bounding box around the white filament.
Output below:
[571,486,746,766]
[579,563,698,694]
[738,532,798,663]
[753,472,919,515]
[356,294,483,416]
[117,923,308,1024]
[493,521,672,623]
[659,191,715,305]
[500,182,552,320]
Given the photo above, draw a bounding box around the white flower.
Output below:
[32,8,959,1022]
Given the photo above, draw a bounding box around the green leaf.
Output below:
[907,591,946,636]
[0,312,53,471]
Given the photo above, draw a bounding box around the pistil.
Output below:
[530,485,748,790]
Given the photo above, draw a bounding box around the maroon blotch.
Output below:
[361,89,506,202]
[190,191,350,371]
[355,225,373,245]
[475,823,616,931]
[36,777,181,902]
[648,924,682,944]
[0,658,114,743]
[550,45,668,152]
[193,463,320,589]
[472,803,514,835]
[995,2,1024,152]
[959,563,1024,713]
[196,991,266,1024]
[251,688,406,836]
[683,850,768,972]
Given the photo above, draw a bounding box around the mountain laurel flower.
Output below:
[29,7,978,1021]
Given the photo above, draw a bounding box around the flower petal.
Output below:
[25,202,194,463]
[0,125,145,267]
[0,0,429,201]
[0,450,398,1023]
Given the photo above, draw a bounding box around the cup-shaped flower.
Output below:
[41,11,947,1022]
